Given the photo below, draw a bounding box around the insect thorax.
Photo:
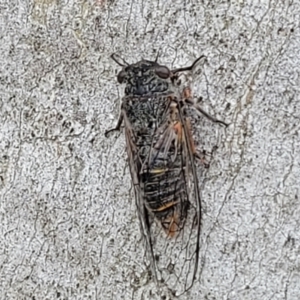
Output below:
[123,94,172,140]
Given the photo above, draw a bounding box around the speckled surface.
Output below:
[1,0,300,299]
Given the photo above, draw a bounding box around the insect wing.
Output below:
[144,101,201,296]
[121,108,159,283]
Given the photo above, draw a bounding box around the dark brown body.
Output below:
[123,93,190,236]
[105,54,226,295]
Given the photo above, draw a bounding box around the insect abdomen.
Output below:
[142,159,189,236]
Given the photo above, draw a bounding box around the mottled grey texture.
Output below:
[1,0,300,299]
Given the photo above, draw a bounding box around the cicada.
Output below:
[105,54,227,295]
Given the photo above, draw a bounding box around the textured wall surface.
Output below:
[1,0,300,299]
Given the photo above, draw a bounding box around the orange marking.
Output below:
[163,212,180,237]
[152,201,178,212]
[182,87,192,99]
[173,122,183,141]
[173,119,197,154]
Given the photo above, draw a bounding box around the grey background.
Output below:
[1,0,300,299]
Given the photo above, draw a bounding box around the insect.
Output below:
[105,53,227,295]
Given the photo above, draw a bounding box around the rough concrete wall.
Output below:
[1,0,299,299]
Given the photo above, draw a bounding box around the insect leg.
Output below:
[104,112,123,137]
[171,55,206,74]
[110,53,129,66]
[182,86,228,126]
[191,101,228,127]
[180,87,223,168]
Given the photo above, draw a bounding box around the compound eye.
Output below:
[155,66,170,79]
[117,70,126,83]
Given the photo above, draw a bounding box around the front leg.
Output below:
[104,112,124,137]
[181,87,224,168]
[182,87,228,127]
[190,101,228,127]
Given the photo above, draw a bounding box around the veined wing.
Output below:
[139,99,202,296]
